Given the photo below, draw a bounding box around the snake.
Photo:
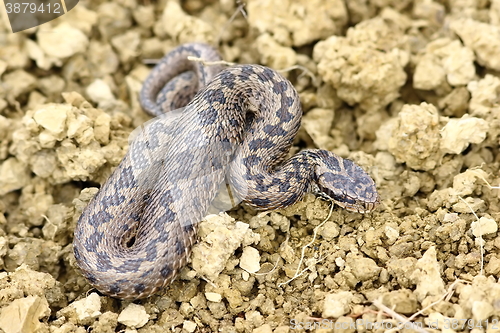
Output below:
[73,43,380,300]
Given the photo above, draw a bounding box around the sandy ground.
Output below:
[1,0,500,332]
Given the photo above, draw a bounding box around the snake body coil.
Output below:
[73,43,380,299]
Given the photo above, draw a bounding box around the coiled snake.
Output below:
[73,43,380,299]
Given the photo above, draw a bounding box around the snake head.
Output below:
[312,151,380,214]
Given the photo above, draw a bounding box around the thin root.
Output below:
[278,202,334,287]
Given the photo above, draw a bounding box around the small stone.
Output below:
[38,131,58,148]
[117,303,149,328]
[471,301,494,321]
[410,247,445,302]
[413,38,475,89]
[381,289,418,314]
[471,217,498,237]
[334,316,355,333]
[86,79,115,105]
[451,18,500,71]
[485,256,500,275]
[255,34,297,69]
[192,214,259,281]
[38,23,89,59]
[111,30,141,64]
[252,323,272,333]
[335,257,345,268]
[274,326,290,333]
[8,265,66,308]
[440,115,489,154]
[413,54,446,90]
[205,292,222,303]
[384,226,399,245]
[91,311,118,333]
[349,257,381,281]
[94,113,111,145]
[424,312,448,330]
[247,0,347,46]
[322,291,353,318]
[386,103,441,171]
[33,104,69,135]
[319,221,340,240]
[0,295,50,333]
[302,108,336,150]
[26,39,59,71]
[245,310,264,328]
[314,35,407,113]
[71,293,102,325]
[2,69,37,98]
[133,5,155,29]
[0,158,30,195]
[67,113,94,146]
[97,2,132,40]
[157,1,215,43]
[182,320,197,333]
[239,246,261,273]
[468,74,500,117]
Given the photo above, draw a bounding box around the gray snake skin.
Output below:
[73,43,380,299]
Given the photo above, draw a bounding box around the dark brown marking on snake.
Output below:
[73,43,380,300]
[183,223,196,234]
[117,166,138,187]
[248,138,274,150]
[109,283,121,295]
[84,211,112,228]
[134,284,146,294]
[160,265,173,278]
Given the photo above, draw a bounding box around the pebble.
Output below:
[471,300,494,321]
[205,292,222,303]
[71,293,102,325]
[314,33,407,113]
[450,18,500,71]
[410,247,445,302]
[86,79,116,105]
[247,0,347,46]
[471,217,498,237]
[414,38,475,89]
[117,303,149,328]
[182,320,197,332]
[387,103,441,171]
[322,291,353,318]
[349,256,381,281]
[33,104,69,136]
[440,115,489,154]
[252,323,272,333]
[0,295,50,333]
[2,69,37,98]
[0,158,30,195]
[192,214,259,281]
[38,23,89,58]
[239,246,261,273]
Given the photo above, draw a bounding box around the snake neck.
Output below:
[227,150,317,210]
[232,149,380,213]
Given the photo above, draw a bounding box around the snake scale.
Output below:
[73,43,380,299]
